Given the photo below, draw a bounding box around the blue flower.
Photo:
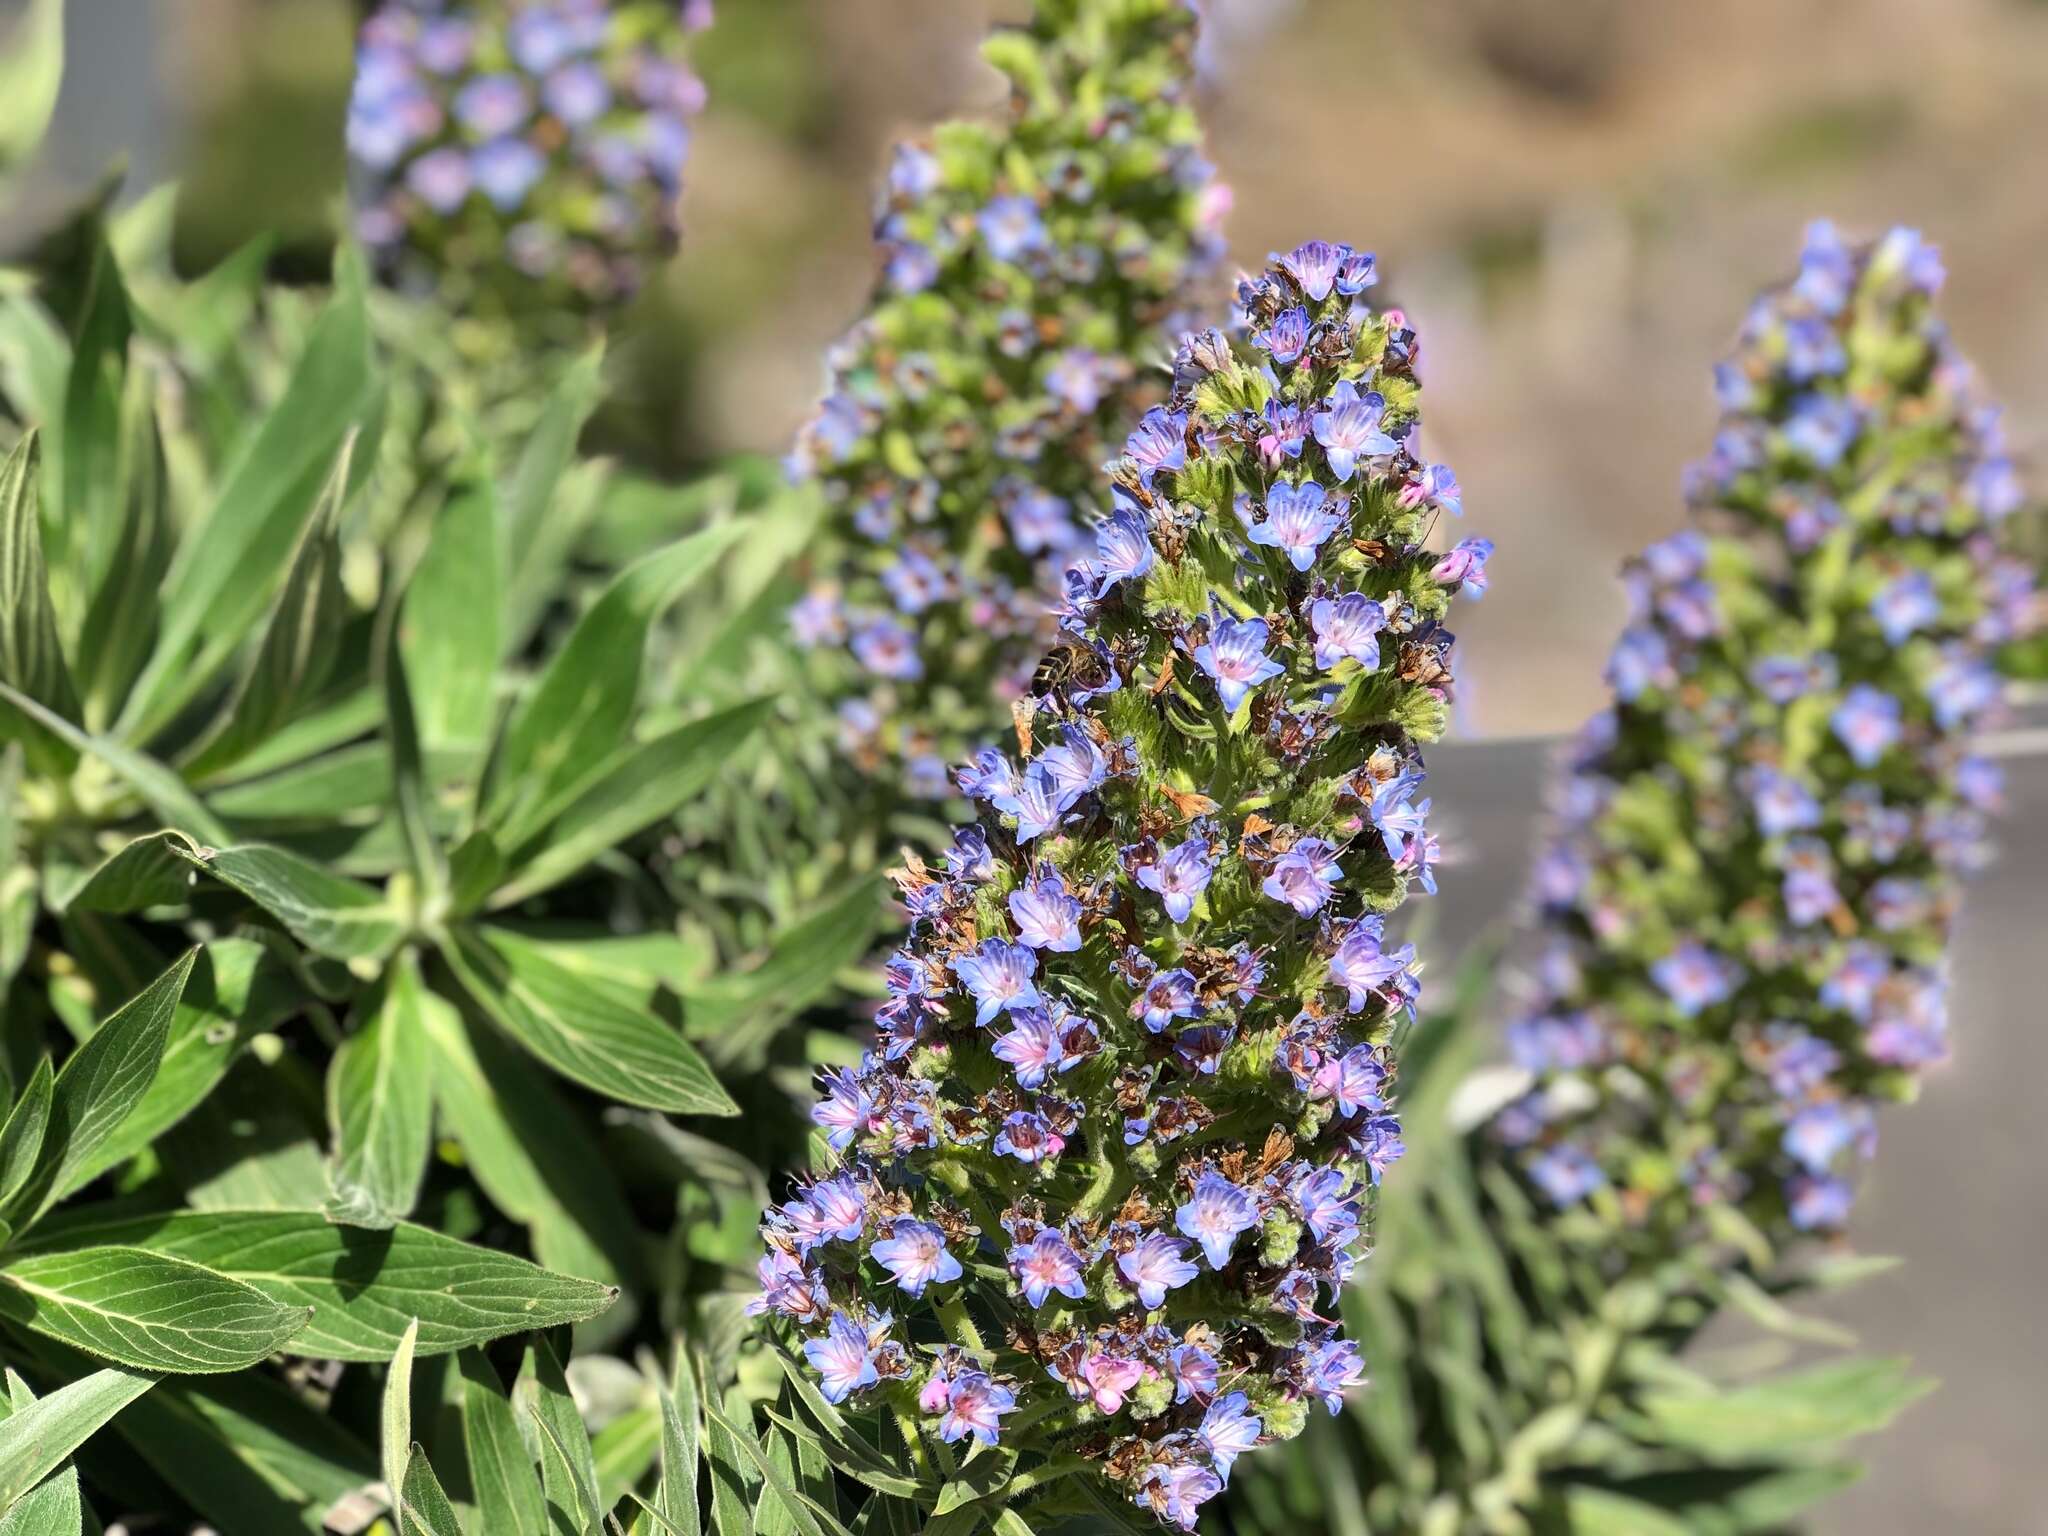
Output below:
[851,618,924,681]
[1262,837,1343,916]
[1308,592,1386,672]
[471,137,547,210]
[1135,836,1214,923]
[1137,968,1201,1033]
[1009,1229,1087,1305]
[1830,683,1902,767]
[1197,1391,1263,1484]
[1091,506,1154,596]
[937,1372,1015,1446]
[1650,942,1743,1018]
[1175,1172,1259,1269]
[1277,239,1350,301]
[803,1311,881,1404]
[1310,380,1398,482]
[1253,306,1310,366]
[1125,408,1188,485]
[1431,537,1494,598]
[1009,872,1082,951]
[1248,481,1344,572]
[1194,615,1285,712]
[950,940,1041,1026]
[870,1220,962,1297]
[1871,569,1939,645]
[978,195,1048,263]
[993,1109,1065,1163]
[1116,1232,1199,1309]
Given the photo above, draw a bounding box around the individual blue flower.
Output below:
[993,1110,1065,1163]
[1831,683,1902,767]
[1010,872,1083,951]
[1650,942,1743,1018]
[783,1173,868,1253]
[937,1372,1016,1446]
[1309,592,1386,672]
[1198,1392,1263,1484]
[1368,775,1429,861]
[1399,460,1462,517]
[1310,380,1398,482]
[1175,1172,1259,1269]
[1328,923,1411,1014]
[993,761,1068,842]
[1748,766,1822,835]
[1432,537,1494,597]
[1116,1232,1200,1309]
[810,1066,874,1151]
[1334,246,1377,294]
[1783,393,1861,467]
[991,1007,1082,1089]
[1605,625,1674,702]
[471,136,547,209]
[1137,1462,1224,1530]
[1136,836,1214,923]
[803,1311,881,1404]
[1291,1165,1359,1246]
[1782,1101,1873,1173]
[1079,521,1149,609]
[1262,837,1343,916]
[1006,487,1075,555]
[406,147,473,212]
[1248,481,1343,571]
[1527,1144,1606,1207]
[1313,1043,1386,1118]
[454,73,530,136]
[1788,1174,1856,1231]
[950,940,1040,1026]
[955,748,1015,803]
[1300,1338,1365,1413]
[1009,1228,1087,1306]
[978,195,1048,262]
[1277,239,1350,301]
[1781,315,1846,381]
[1138,969,1201,1033]
[1253,306,1309,366]
[542,60,610,124]
[1871,569,1940,645]
[1194,615,1285,712]
[870,1220,962,1298]
[1125,408,1188,485]
[851,617,924,680]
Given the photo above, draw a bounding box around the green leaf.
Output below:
[703,1388,761,1536]
[651,1354,701,1536]
[21,1208,617,1361]
[685,876,887,1063]
[0,682,230,846]
[0,1372,85,1536]
[517,1335,601,1535]
[500,343,604,651]
[0,1365,154,1507]
[204,740,392,822]
[0,747,30,990]
[382,613,446,904]
[10,948,194,1228]
[44,830,198,917]
[0,1245,309,1372]
[704,1399,854,1536]
[459,1349,546,1536]
[58,938,303,1194]
[492,698,775,907]
[325,950,434,1228]
[0,1058,54,1213]
[180,845,402,963]
[0,0,65,176]
[400,1444,465,1536]
[0,435,79,774]
[382,1317,418,1525]
[1561,1487,1695,1536]
[181,432,355,779]
[1638,1356,1935,1460]
[442,926,736,1116]
[118,272,375,743]
[402,482,501,770]
[74,346,172,729]
[54,227,133,628]
[479,523,746,850]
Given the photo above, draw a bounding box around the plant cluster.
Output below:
[761,245,1483,1529]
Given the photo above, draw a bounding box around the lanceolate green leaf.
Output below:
[0,1371,85,1536]
[686,875,888,1065]
[117,271,376,744]
[517,1335,601,1535]
[479,522,746,850]
[43,830,198,917]
[0,1245,309,1372]
[382,618,446,904]
[11,948,194,1228]
[16,1207,616,1361]
[0,1365,154,1508]
[443,925,736,1116]
[459,1349,547,1536]
[500,341,604,650]
[182,433,355,780]
[325,951,434,1229]
[180,845,403,963]
[652,1355,701,1536]
[1637,1357,1934,1460]
[0,1059,54,1214]
[0,435,79,775]
[0,682,229,847]
[400,1444,465,1536]
[402,481,502,771]
[55,227,133,623]
[59,938,303,1195]
[492,697,775,908]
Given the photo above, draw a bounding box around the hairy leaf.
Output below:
[0,1364,154,1508]
[181,845,403,963]
[325,949,434,1228]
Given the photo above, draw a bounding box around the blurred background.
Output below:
[8,0,2046,1530]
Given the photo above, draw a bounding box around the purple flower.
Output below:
[1092,506,1155,596]
[1309,593,1386,672]
[1651,942,1743,1018]
[1009,873,1082,951]
[1254,306,1310,366]
[1136,1462,1223,1531]
[1368,775,1430,861]
[1175,1172,1259,1269]
[1311,381,1398,482]
[955,748,1016,803]
[1036,728,1108,807]
[1079,1353,1145,1414]
[1400,460,1462,517]
[994,1110,1065,1163]
[783,1173,867,1253]
[789,588,844,649]
[1046,348,1111,413]
[1137,969,1201,1033]
[1006,488,1074,555]
[1198,1391,1263,1483]
[950,940,1040,1026]
[1748,767,1822,836]
[1117,1232,1199,1309]
[991,1009,1080,1089]
[1312,1044,1385,1118]
[992,762,1068,843]
[1194,615,1285,713]
[978,195,1048,262]
[1871,569,1940,645]
[851,617,923,680]
[747,1249,824,1321]
[1527,1144,1605,1206]
[542,60,610,124]
[1432,537,1494,598]
[1784,393,1861,467]
[810,1066,874,1151]
[1795,219,1856,313]
[937,1371,1015,1446]
[1606,626,1674,702]
[405,147,473,212]
[454,73,529,136]
[1126,408,1188,485]
[1788,1174,1855,1230]
[1291,1165,1359,1245]
[1135,836,1214,923]
[1248,481,1343,571]
[1262,837,1343,916]
[803,1311,881,1404]
[470,137,546,210]
[1278,239,1350,300]
[1009,1229,1087,1306]
[1301,1338,1365,1413]
[1782,1101,1873,1173]
[1831,684,1902,767]
[1171,1344,1218,1404]
[870,1220,962,1297]
[1329,923,1414,1014]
